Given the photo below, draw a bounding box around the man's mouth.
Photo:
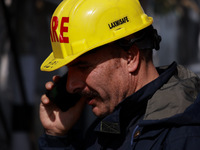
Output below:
[86,98,95,106]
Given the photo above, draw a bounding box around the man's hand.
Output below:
[39,76,86,136]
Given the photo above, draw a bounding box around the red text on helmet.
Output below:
[50,16,69,43]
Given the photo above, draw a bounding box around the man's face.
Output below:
[67,44,130,117]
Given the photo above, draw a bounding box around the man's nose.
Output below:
[66,72,85,94]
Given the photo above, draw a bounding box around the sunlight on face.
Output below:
[67,44,129,117]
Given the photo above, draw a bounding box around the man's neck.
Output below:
[135,61,159,92]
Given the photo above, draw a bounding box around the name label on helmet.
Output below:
[50,16,69,43]
[108,16,129,29]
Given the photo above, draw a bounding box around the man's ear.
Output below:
[127,45,140,73]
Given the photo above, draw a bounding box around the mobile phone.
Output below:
[45,73,81,112]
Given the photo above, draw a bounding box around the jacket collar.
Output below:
[143,62,200,122]
[139,93,200,127]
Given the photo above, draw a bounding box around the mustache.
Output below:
[79,89,101,99]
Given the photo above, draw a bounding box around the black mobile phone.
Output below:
[45,73,81,112]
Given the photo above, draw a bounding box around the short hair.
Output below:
[115,25,161,62]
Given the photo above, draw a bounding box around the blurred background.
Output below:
[0,0,199,149]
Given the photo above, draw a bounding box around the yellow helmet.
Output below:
[40,0,153,72]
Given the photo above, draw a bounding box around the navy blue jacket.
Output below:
[39,62,200,150]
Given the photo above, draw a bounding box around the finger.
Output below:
[45,81,54,90]
[41,94,50,105]
[57,98,86,133]
[52,75,60,82]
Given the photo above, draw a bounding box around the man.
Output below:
[39,0,200,149]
